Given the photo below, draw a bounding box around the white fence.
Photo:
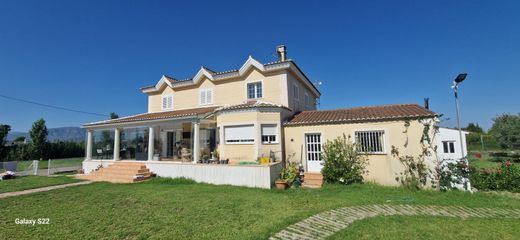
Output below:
[1,158,83,176]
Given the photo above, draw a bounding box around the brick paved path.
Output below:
[270,204,520,240]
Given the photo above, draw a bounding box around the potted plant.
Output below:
[275,162,298,190]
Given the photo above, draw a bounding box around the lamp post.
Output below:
[452,73,467,160]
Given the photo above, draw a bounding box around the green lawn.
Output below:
[328,215,520,239]
[468,151,502,169]
[0,175,81,193]
[1,178,520,239]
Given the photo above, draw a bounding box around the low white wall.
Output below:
[82,160,283,189]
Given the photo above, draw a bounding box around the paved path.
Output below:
[0,181,92,199]
[270,204,520,240]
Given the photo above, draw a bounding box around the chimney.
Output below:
[276,45,287,62]
[424,98,430,109]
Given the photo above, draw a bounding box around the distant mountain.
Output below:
[6,127,86,142]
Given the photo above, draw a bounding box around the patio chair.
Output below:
[96,149,104,159]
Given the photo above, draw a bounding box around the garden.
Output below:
[1,177,520,239]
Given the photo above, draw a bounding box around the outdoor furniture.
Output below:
[96,149,104,159]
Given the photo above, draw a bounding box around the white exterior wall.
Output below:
[82,160,282,189]
[436,127,468,161]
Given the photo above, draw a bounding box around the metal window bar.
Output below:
[355,131,384,153]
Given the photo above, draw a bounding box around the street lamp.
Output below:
[452,73,467,160]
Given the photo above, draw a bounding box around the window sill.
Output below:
[360,152,388,155]
[262,142,279,145]
[225,142,255,145]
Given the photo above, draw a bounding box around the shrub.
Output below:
[321,134,368,185]
[279,161,298,185]
[470,161,520,192]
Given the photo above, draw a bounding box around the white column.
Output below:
[148,126,155,161]
[192,122,200,163]
[86,130,93,160]
[113,128,120,160]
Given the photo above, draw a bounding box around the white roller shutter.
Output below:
[224,125,254,143]
[261,124,277,136]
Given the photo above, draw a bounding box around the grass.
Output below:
[1,178,520,239]
[328,215,520,239]
[468,151,501,169]
[0,175,81,193]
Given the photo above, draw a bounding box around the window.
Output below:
[304,93,311,109]
[261,124,277,143]
[355,130,385,153]
[224,125,254,144]
[199,89,213,105]
[247,82,262,99]
[293,84,299,100]
[443,141,455,153]
[162,95,173,110]
[305,133,322,162]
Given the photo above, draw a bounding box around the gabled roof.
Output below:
[285,104,437,126]
[214,100,291,113]
[140,56,320,96]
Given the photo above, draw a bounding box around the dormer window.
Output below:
[162,95,173,110]
[247,82,262,99]
[199,88,213,105]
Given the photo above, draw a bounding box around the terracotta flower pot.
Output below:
[275,180,289,190]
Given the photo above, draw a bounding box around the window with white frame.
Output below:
[442,141,455,153]
[224,125,255,144]
[247,82,262,99]
[199,88,213,105]
[162,95,173,110]
[261,124,277,143]
[305,133,322,162]
[355,130,385,153]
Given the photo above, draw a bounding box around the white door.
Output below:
[305,133,323,172]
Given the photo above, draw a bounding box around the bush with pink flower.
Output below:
[470,160,520,192]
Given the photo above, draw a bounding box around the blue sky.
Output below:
[1,0,519,132]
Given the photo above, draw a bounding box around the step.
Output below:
[304,178,323,186]
[79,162,153,184]
[106,165,148,170]
[304,173,324,180]
[96,172,151,179]
[302,182,322,189]
[96,168,150,175]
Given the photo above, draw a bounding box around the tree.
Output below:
[489,113,520,150]
[14,136,26,143]
[463,122,484,133]
[29,118,48,160]
[110,112,119,119]
[0,124,11,160]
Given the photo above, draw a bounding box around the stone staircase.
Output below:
[78,162,152,183]
[302,172,323,188]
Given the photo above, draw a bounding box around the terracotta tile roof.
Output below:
[285,104,437,126]
[83,106,218,127]
[215,100,291,112]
